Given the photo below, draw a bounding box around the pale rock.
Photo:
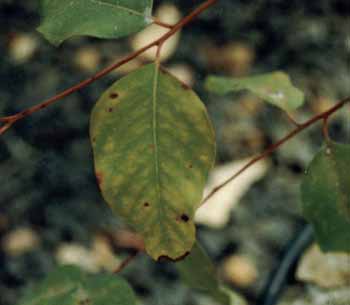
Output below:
[221,255,258,288]
[91,235,120,271]
[296,244,350,288]
[56,243,99,272]
[2,227,40,256]
[279,286,350,305]
[8,33,38,63]
[195,159,268,228]
[110,55,144,75]
[166,64,195,87]
[131,4,181,62]
[74,47,101,72]
[204,42,255,76]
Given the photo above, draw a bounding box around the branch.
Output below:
[152,18,174,29]
[0,0,217,136]
[113,251,139,274]
[202,96,350,205]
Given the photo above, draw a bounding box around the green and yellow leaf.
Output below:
[90,63,216,260]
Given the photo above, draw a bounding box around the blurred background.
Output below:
[0,1,349,305]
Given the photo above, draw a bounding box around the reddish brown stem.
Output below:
[153,18,174,29]
[0,0,218,136]
[322,117,330,141]
[202,96,350,205]
[284,112,301,127]
[113,251,139,274]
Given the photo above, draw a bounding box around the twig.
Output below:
[284,112,301,127]
[0,0,218,136]
[113,251,139,274]
[152,18,174,29]
[322,117,330,141]
[202,96,350,205]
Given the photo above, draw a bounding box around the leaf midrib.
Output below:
[89,0,146,16]
[151,64,167,252]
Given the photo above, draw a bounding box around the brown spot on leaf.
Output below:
[157,251,190,262]
[107,107,113,112]
[92,137,96,143]
[181,214,189,222]
[144,202,150,207]
[160,67,170,75]
[181,82,190,90]
[176,214,190,223]
[96,172,103,186]
[188,163,193,169]
[109,92,119,99]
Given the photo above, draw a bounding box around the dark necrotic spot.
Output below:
[109,92,119,99]
[107,107,113,112]
[181,82,190,90]
[157,251,190,262]
[180,214,189,222]
[96,172,103,186]
[144,202,150,207]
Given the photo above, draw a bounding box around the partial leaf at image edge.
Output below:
[301,141,350,252]
[38,0,153,45]
[17,265,137,305]
[90,63,216,261]
[176,242,247,305]
[205,72,304,112]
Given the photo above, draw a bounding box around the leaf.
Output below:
[205,72,304,112]
[90,63,216,260]
[301,142,350,252]
[176,242,246,305]
[17,265,137,305]
[37,0,153,46]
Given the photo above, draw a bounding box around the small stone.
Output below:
[166,64,195,87]
[56,243,98,272]
[91,235,120,271]
[8,33,38,63]
[2,227,40,256]
[296,244,350,288]
[203,42,255,76]
[221,255,258,288]
[74,47,101,72]
[131,4,181,62]
[195,159,268,229]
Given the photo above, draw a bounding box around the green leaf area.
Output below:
[90,63,216,261]
[205,72,304,112]
[38,0,153,45]
[176,242,247,305]
[301,141,350,252]
[17,265,137,305]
